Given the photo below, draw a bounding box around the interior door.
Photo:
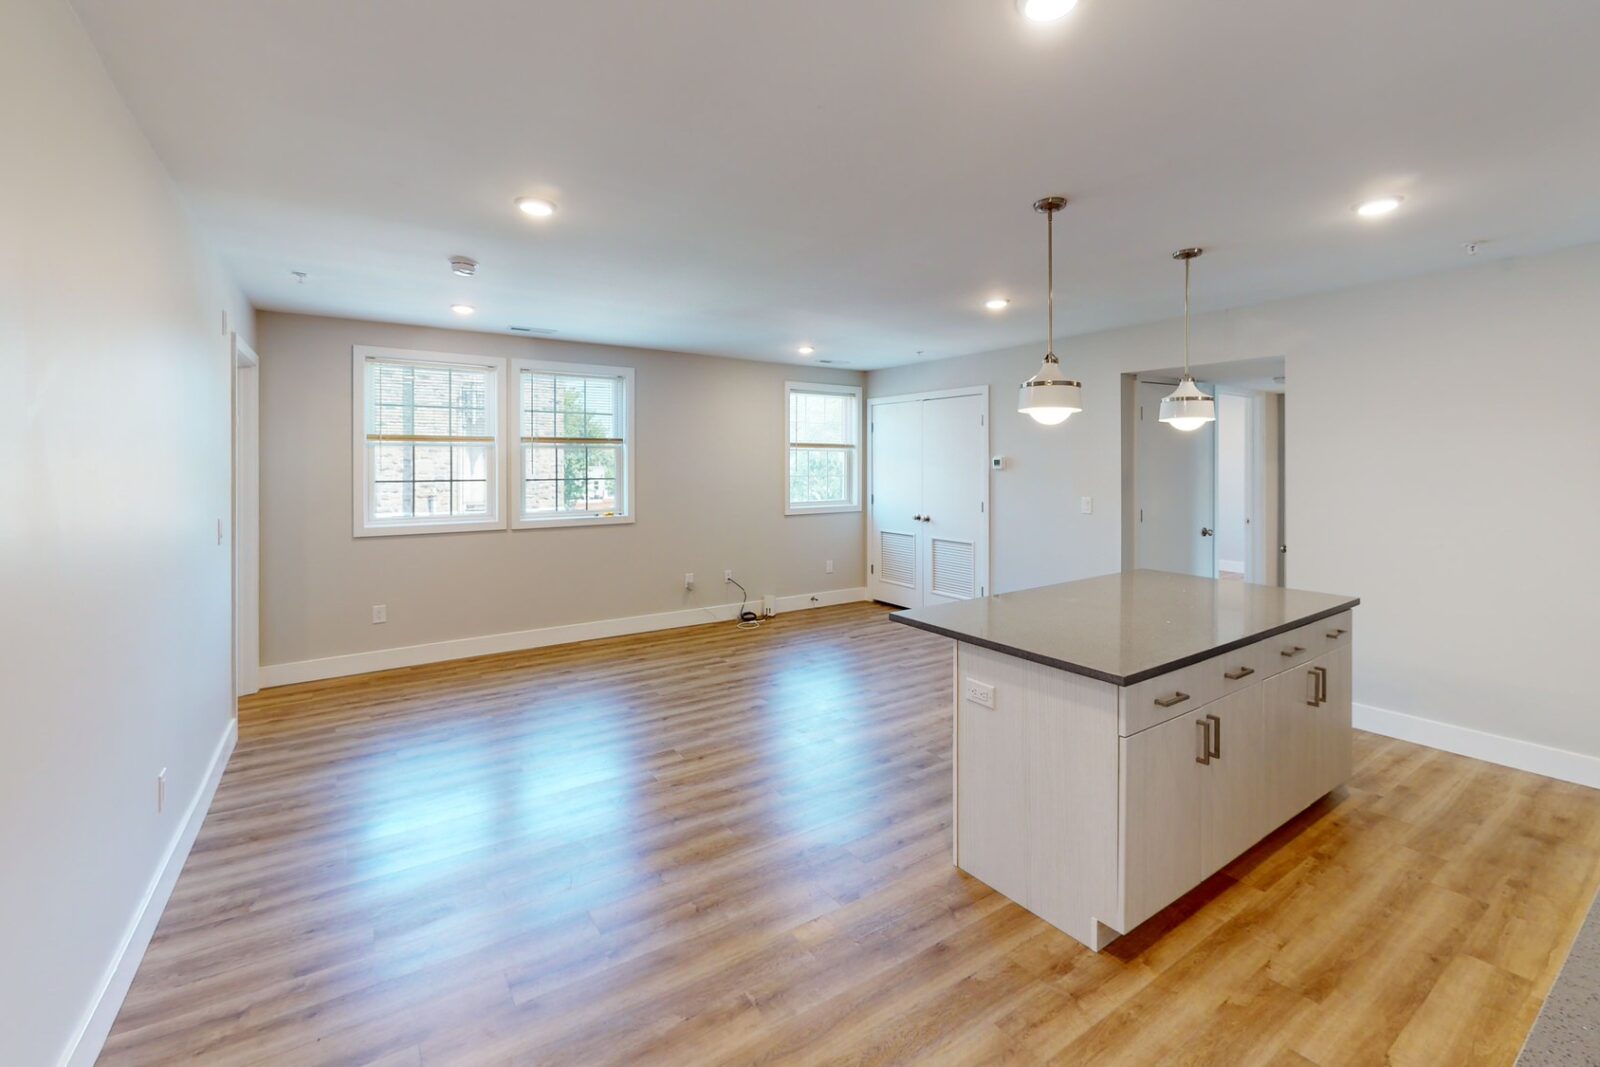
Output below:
[919,394,986,605]
[1134,380,1216,577]
[868,399,924,607]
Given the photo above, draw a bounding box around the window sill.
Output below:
[354,517,507,538]
[512,514,636,531]
[785,504,862,517]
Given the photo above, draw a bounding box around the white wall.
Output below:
[870,242,1600,774]
[257,313,866,674]
[0,1,252,1064]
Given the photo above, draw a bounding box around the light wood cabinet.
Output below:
[956,613,1355,950]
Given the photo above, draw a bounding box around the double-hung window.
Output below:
[786,382,862,514]
[513,359,634,528]
[353,346,506,536]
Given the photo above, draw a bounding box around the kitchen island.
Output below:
[890,570,1359,950]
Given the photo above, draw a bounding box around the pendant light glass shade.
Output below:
[1159,248,1216,432]
[1158,375,1214,431]
[1019,360,1082,425]
[1017,196,1081,425]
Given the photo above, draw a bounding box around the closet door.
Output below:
[920,394,987,605]
[868,399,924,607]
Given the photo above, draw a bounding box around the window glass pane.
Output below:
[414,444,451,481]
[413,481,452,516]
[789,390,851,445]
[372,481,406,519]
[788,447,851,505]
[454,481,488,515]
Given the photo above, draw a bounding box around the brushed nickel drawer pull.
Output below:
[1305,667,1324,707]
[1206,713,1221,758]
[1155,691,1191,708]
[1314,665,1328,705]
[1224,666,1254,680]
[1281,645,1307,658]
[1326,628,1348,639]
[1196,719,1211,765]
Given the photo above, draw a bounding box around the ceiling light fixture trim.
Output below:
[1017,0,1080,22]
[515,197,557,218]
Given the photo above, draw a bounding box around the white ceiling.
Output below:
[72,0,1600,369]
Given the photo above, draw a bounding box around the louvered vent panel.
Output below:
[930,538,976,600]
[879,531,915,587]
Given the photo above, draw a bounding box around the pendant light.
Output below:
[1017,196,1082,425]
[1159,248,1216,432]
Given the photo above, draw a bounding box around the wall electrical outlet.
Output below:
[371,604,387,624]
[684,572,695,590]
[825,559,834,574]
[1080,496,1093,514]
[724,570,734,582]
[156,768,167,813]
[964,679,995,708]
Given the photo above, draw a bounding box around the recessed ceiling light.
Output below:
[1355,195,1403,218]
[515,197,557,218]
[985,297,1011,311]
[797,345,816,356]
[1017,0,1078,22]
[450,304,475,316]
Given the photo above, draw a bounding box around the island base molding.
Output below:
[952,614,1354,950]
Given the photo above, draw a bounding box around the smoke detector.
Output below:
[449,256,478,277]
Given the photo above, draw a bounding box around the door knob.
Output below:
[921,515,931,523]
[1200,527,1214,536]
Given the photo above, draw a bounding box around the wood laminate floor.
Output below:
[101,603,1600,1066]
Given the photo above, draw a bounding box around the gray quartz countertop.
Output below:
[889,570,1360,686]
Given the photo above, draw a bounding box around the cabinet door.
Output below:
[1311,646,1353,797]
[1119,711,1205,931]
[1264,662,1322,820]
[1200,685,1269,876]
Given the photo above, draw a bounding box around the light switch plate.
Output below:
[964,679,995,708]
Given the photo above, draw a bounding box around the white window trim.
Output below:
[509,357,637,530]
[351,345,509,537]
[784,381,863,516]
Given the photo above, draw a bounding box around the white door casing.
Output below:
[232,333,260,698]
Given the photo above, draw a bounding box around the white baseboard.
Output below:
[260,587,870,688]
[1355,702,1600,790]
[62,716,238,1067]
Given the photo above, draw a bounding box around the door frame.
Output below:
[1127,375,1218,577]
[866,386,991,605]
[232,332,260,699]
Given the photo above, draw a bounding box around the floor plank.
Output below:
[99,603,1600,1065]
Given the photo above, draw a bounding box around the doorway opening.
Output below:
[1122,357,1286,585]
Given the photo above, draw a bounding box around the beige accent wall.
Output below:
[257,313,866,668]
[0,0,253,1062]
[870,242,1600,764]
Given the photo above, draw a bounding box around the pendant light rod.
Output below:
[1035,197,1068,362]
[1172,247,1203,377]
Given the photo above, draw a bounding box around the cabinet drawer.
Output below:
[1315,611,1354,656]
[1120,657,1225,736]
[1263,621,1320,675]
[1214,641,1266,698]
